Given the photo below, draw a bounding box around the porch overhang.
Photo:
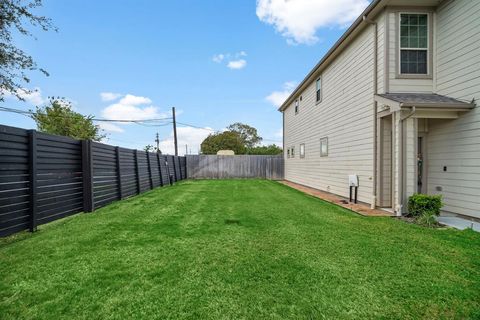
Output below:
[375,93,475,118]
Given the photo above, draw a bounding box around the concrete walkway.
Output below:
[280,180,394,217]
[437,216,480,232]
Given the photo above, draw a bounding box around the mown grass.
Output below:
[1,180,480,319]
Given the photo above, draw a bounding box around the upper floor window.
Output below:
[400,13,428,75]
[316,77,322,102]
[291,146,295,157]
[295,99,299,114]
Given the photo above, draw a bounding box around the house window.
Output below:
[295,99,299,114]
[400,13,428,74]
[316,77,322,102]
[300,143,305,158]
[320,137,328,157]
[291,146,295,157]
[287,148,290,158]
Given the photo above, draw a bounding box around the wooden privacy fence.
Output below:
[0,124,186,237]
[186,155,284,180]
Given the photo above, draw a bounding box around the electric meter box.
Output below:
[348,174,359,187]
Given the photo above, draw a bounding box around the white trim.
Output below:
[398,12,430,76]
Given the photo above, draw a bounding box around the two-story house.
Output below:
[280,0,479,220]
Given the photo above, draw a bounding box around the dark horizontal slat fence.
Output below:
[186,155,284,180]
[0,124,186,237]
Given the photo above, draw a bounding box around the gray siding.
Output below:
[427,0,480,218]
[284,16,381,204]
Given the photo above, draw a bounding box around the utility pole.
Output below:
[172,107,178,156]
[155,133,160,153]
[185,144,188,155]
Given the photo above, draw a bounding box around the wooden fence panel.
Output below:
[0,124,188,237]
[92,142,119,209]
[149,153,161,187]
[0,125,31,236]
[186,155,283,180]
[119,148,137,198]
[180,157,187,180]
[35,132,84,225]
[174,156,181,181]
[167,155,176,183]
[137,151,150,193]
[158,155,170,186]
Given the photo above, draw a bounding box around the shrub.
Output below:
[408,194,443,217]
[408,194,443,227]
[415,211,438,228]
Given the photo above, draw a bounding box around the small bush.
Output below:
[408,194,443,217]
[408,194,443,227]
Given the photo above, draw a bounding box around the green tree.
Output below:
[144,145,154,152]
[1,0,56,102]
[247,144,283,155]
[201,131,246,155]
[227,122,262,148]
[31,98,105,141]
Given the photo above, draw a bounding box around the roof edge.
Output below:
[278,0,384,112]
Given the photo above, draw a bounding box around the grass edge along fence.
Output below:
[0,124,186,237]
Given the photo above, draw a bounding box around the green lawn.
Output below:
[1,180,480,319]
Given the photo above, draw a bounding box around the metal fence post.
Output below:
[157,153,163,187]
[28,130,38,232]
[81,140,94,212]
[146,151,153,189]
[184,157,187,180]
[134,150,140,194]
[116,147,123,199]
[172,156,178,181]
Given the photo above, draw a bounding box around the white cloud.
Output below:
[256,0,369,45]
[100,92,122,101]
[265,81,297,107]
[118,94,152,106]
[159,126,213,155]
[213,51,248,70]
[3,87,46,105]
[212,54,225,63]
[227,59,247,70]
[101,93,168,123]
[98,122,124,133]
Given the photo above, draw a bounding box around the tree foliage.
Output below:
[0,0,56,102]
[200,131,246,155]
[144,145,154,152]
[247,144,282,155]
[31,98,105,141]
[227,122,262,148]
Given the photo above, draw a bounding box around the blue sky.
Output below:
[2,0,369,154]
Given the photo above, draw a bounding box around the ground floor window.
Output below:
[300,144,305,158]
[320,137,328,157]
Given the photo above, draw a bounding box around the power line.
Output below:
[1,106,282,143]
[0,106,173,123]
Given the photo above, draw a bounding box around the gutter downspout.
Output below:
[363,15,378,209]
[397,106,416,216]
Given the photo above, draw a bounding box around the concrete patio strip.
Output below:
[280,180,395,217]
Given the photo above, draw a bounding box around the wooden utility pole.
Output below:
[172,107,178,156]
[185,144,188,155]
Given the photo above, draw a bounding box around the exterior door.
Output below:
[417,135,427,194]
